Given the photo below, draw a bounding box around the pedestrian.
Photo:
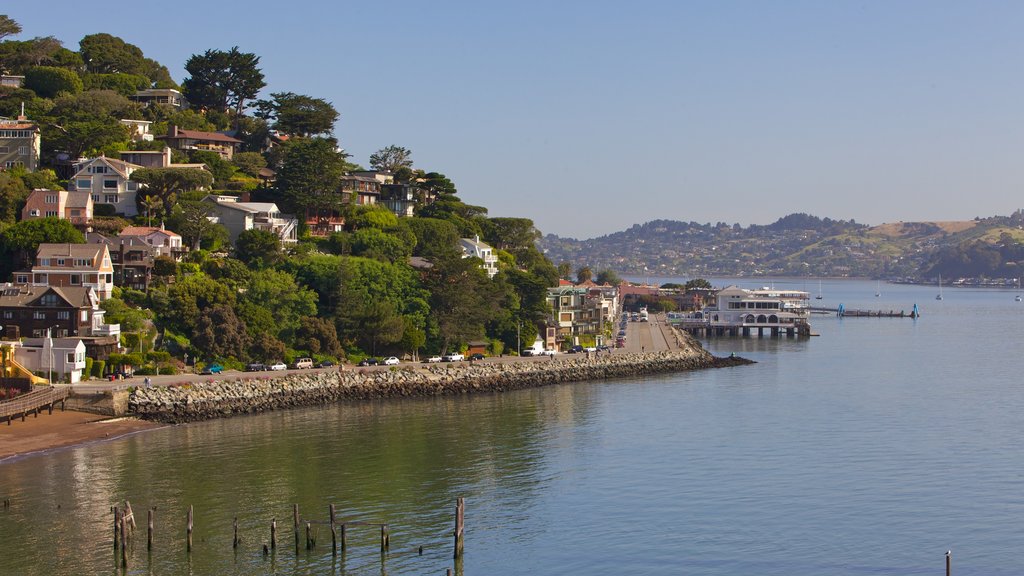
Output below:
[144,376,152,388]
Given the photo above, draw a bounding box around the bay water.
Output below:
[1,278,1022,575]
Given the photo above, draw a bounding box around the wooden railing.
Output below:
[0,386,69,424]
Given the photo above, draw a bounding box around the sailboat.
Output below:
[815,279,823,300]
[875,279,881,297]
[1016,278,1021,302]
[936,275,943,301]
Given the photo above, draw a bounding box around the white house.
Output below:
[15,336,87,383]
[202,195,298,244]
[67,156,143,217]
[459,235,499,278]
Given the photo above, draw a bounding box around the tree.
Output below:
[240,269,317,341]
[274,137,348,213]
[235,229,281,268]
[182,47,265,116]
[351,227,412,263]
[576,266,593,284]
[255,92,338,137]
[82,72,149,96]
[172,200,220,250]
[231,151,266,177]
[485,217,540,253]
[0,37,64,74]
[130,168,214,215]
[188,150,235,184]
[78,33,148,75]
[24,66,82,97]
[192,304,250,360]
[0,15,21,42]
[43,90,139,158]
[369,145,413,173]
[684,278,712,290]
[422,253,500,353]
[156,274,236,336]
[295,316,342,357]
[250,332,286,363]
[557,262,572,280]
[595,269,622,286]
[0,217,84,279]
[152,255,177,277]
[406,217,461,260]
[0,171,28,224]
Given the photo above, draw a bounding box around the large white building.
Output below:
[459,235,499,278]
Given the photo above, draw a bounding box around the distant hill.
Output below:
[537,212,1024,280]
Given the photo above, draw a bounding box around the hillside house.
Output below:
[203,195,298,244]
[0,113,41,171]
[459,236,499,278]
[0,284,119,341]
[12,243,115,301]
[21,189,93,225]
[67,156,143,217]
[157,126,241,160]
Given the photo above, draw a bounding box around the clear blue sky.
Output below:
[10,1,1024,238]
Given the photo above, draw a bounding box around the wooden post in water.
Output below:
[453,497,464,559]
[293,504,300,554]
[380,524,387,553]
[120,514,128,568]
[233,517,239,549]
[305,522,312,550]
[124,500,137,530]
[329,504,337,555]
[186,505,193,552]
[340,523,347,551]
[946,550,952,576]
[270,518,277,550]
[147,508,153,551]
[113,506,121,549]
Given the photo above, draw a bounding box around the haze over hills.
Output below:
[537,212,1024,281]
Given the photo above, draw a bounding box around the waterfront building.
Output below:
[675,285,811,337]
[14,336,87,383]
[0,284,119,341]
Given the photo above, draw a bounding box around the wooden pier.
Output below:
[812,304,920,318]
[0,386,68,425]
[672,321,811,339]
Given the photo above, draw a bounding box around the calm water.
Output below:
[2,279,1023,575]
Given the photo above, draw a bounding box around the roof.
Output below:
[74,156,143,178]
[120,226,181,238]
[0,285,95,308]
[0,117,37,130]
[159,127,241,144]
[65,191,91,209]
[36,243,107,261]
[21,337,86,349]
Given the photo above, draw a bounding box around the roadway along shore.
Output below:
[131,332,753,424]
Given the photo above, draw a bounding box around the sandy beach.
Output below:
[0,410,163,462]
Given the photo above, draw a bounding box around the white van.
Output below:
[293,357,314,369]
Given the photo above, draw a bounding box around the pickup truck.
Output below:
[200,363,223,375]
[442,353,464,362]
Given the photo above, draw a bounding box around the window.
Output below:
[44,210,58,217]
[127,181,137,191]
[33,311,46,320]
[28,209,39,217]
[70,275,81,285]
[18,146,28,155]
[77,179,91,189]
[105,195,118,203]
[2,311,12,319]
[5,161,23,168]
[80,310,88,322]
[103,179,117,189]
[0,146,8,153]
[56,259,64,266]
[39,259,49,266]
[91,195,100,202]
[15,275,27,283]
[57,311,70,320]
[67,353,75,363]
[40,294,57,306]
[44,194,58,203]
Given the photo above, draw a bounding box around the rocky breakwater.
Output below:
[130,342,752,424]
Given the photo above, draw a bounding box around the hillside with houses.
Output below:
[0,16,630,383]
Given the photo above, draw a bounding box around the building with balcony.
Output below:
[0,284,118,340]
[129,88,187,109]
[12,243,115,301]
[67,156,143,217]
[203,195,298,244]
[459,235,499,279]
[157,125,241,160]
[14,337,87,383]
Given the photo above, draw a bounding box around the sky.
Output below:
[9,1,1024,239]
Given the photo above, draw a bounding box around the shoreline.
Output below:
[0,411,164,463]
[1,332,752,460]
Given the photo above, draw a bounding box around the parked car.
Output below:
[469,353,485,360]
[383,356,400,366]
[245,363,266,372]
[293,357,314,369]
[442,353,464,362]
[199,363,223,375]
[426,355,443,363]
[567,345,584,354]
[584,346,597,353]
[268,361,287,371]
[540,349,557,356]
[315,360,335,368]
[358,358,379,366]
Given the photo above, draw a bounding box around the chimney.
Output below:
[163,146,172,167]
[18,102,26,121]
[239,191,251,202]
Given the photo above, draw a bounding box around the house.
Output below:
[129,88,186,109]
[119,119,154,142]
[381,183,418,218]
[86,227,185,291]
[67,156,143,217]
[0,284,119,341]
[341,175,381,206]
[348,170,393,185]
[157,125,241,160]
[203,195,298,244]
[546,283,619,345]
[459,236,499,279]
[21,189,93,225]
[14,336,87,383]
[12,243,115,301]
[0,112,41,171]
[0,75,25,88]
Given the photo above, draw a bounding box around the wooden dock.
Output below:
[811,304,920,318]
[0,386,69,425]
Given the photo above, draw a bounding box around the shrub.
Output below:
[83,358,94,381]
[93,360,106,378]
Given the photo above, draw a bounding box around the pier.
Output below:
[0,386,68,425]
[812,304,920,318]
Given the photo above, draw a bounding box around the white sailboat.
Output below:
[815,279,823,300]
[936,275,943,301]
[1016,277,1021,302]
[875,279,881,297]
